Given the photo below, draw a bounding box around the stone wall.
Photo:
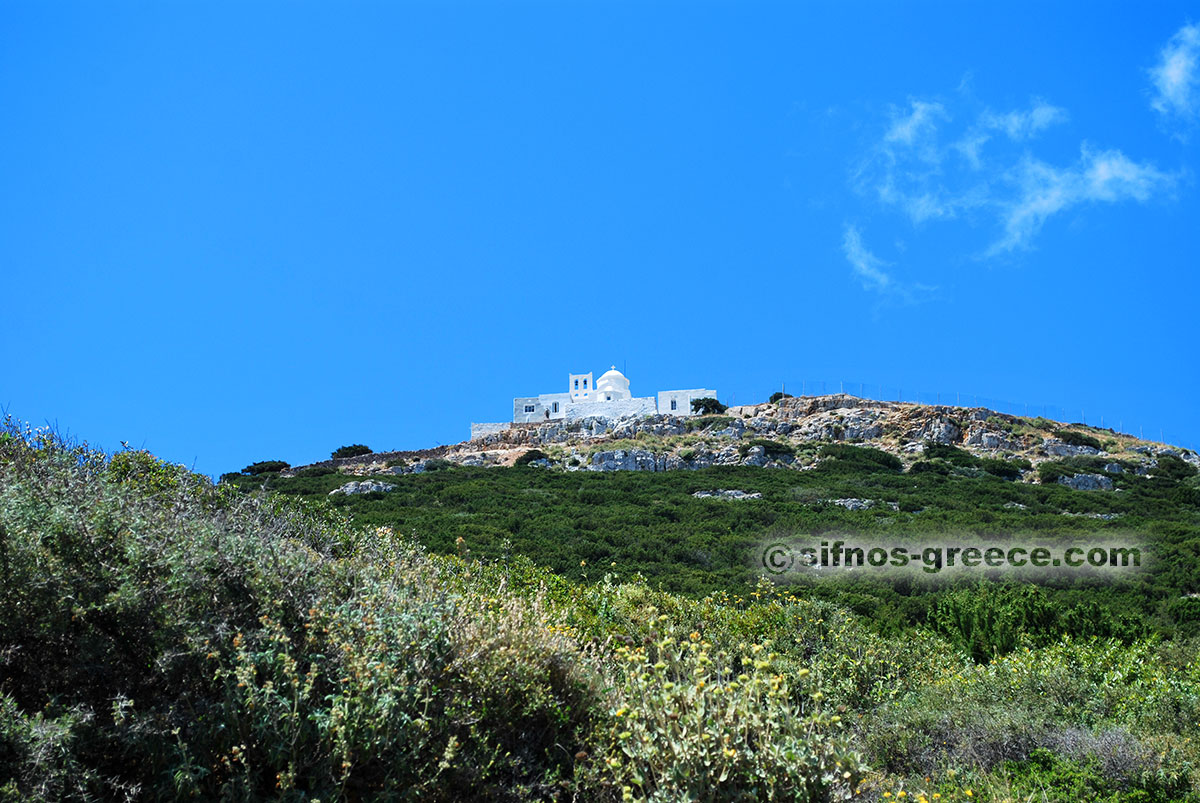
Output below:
[470,422,511,440]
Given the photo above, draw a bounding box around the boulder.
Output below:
[1057,473,1114,491]
[692,489,762,500]
[588,449,662,472]
[1043,438,1100,457]
[830,498,873,511]
[906,417,961,445]
[329,480,398,496]
[740,446,770,467]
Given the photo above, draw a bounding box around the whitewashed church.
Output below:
[470,367,716,439]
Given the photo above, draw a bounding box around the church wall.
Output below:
[564,396,657,422]
[657,389,719,416]
[512,396,544,423]
[513,393,571,423]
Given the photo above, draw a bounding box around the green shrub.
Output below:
[332,444,372,459]
[1038,460,1071,484]
[1057,430,1104,451]
[1153,454,1198,481]
[588,624,864,801]
[769,392,794,404]
[0,427,599,800]
[423,458,453,472]
[922,442,978,467]
[690,397,728,415]
[515,449,548,466]
[978,457,1024,480]
[685,415,733,432]
[817,444,902,473]
[241,459,290,475]
[295,465,337,478]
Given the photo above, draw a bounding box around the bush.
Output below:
[515,449,548,466]
[690,397,727,415]
[241,459,290,475]
[769,392,794,404]
[0,425,599,800]
[296,465,337,478]
[1057,430,1103,451]
[978,457,1024,480]
[817,444,902,473]
[1153,454,1198,481]
[332,444,372,459]
[587,625,863,801]
[922,442,978,467]
[685,415,733,432]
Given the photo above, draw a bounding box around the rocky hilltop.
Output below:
[286,394,1197,486]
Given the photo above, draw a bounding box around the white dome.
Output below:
[595,366,631,399]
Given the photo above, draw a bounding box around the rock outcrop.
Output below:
[329,480,398,495]
[692,489,762,500]
[1057,473,1114,491]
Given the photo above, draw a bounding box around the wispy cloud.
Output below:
[885,100,948,150]
[851,87,1177,266]
[841,225,937,305]
[1150,23,1200,123]
[981,99,1068,141]
[842,224,892,292]
[859,99,974,224]
[954,99,1068,170]
[990,146,1176,254]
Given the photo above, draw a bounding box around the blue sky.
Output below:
[3,2,1198,476]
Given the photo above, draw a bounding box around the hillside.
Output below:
[279,394,1195,478]
[5,401,1198,800]
[227,395,1200,644]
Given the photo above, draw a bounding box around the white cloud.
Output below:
[841,225,892,292]
[981,99,1068,141]
[991,146,1175,253]
[845,86,1179,285]
[885,100,948,148]
[1150,23,1200,121]
[954,99,1067,169]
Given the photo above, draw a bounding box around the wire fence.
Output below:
[723,379,1195,453]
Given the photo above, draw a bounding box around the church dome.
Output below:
[595,366,631,399]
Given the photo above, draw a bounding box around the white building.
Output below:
[470,367,717,439]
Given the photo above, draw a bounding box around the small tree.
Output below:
[769,392,793,404]
[331,444,372,459]
[690,397,727,415]
[241,460,290,476]
[515,449,548,466]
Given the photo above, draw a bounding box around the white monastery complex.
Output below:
[470,367,717,440]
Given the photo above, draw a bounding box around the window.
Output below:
[552,402,559,413]
[670,399,677,410]
[574,379,579,389]
[524,405,535,413]
[583,378,588,388]
[606,394,611,400]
